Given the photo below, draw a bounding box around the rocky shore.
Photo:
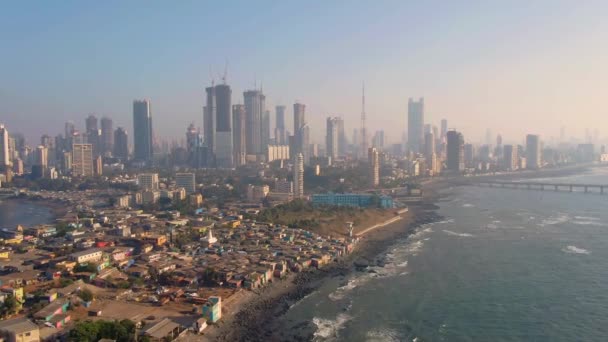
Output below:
[206,203,444,342]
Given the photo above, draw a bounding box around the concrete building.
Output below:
[0,124,11,170]
[368,147,380,187]
[244,90,265,155]
[247,184,269,202]
[232,104,246,166]
[138,173,159,190]
[267,144,290,162]
[464,144,475,168]
[133,99,154,163]
[424,132,435,165]
[100,117,113,155]
[293,102,307,160]
[275,105,286,144]
[503,144,518,170]
[407,98,424,154]
[113,127,129,160]
[526,134,542,169]
[175,173,196,194]
[0,317,40,342]
[69,249,103,263]
[326,117,340,159]
[72,143,94,177]
[293,153,304,198]
[214,84,233,168]
[446,130,465,172]
[311,193,393,209]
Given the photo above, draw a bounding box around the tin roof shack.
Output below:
[201,296,222,323]
[141,318,184,342]
[34,300,69,322]
[0,317,40,342]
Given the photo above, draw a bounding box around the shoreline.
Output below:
[0,197,65,228]
[203,203,439,341]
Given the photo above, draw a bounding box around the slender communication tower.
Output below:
[360,82,368,159]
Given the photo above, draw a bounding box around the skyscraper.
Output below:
[85,114,98,132]
[293,102,306,158]
[503,144,518,170]
[368,147,380,187]
[113,127,129,161]
[204,86,216,155]
[72,143,94,177]
[360,85,368,159]
[175,173,196,194]
[261,110,270,154]
[232,104,246,166]
[424,132,435,164]
[86,114,100,157]
[407,98,424,154]
[446,130,464,172]
[100,117,113,155]
[275,105,286,144]
[0,124,11,170]
[299,124,310,165]
[326,117,340,159]
[337,117,346,157]
[293,153,304,198]
[244,90,265,155]
[133,99,154,162]
[440,119,448,140]
[526,134,542,169]
[215,84,233,168]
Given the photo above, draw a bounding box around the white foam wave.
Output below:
[562,245,590,255]
[462,203,474,208]
[571,220,605,227]
[397,260,408,267]
[366,328,402,342]
[538,213,570,226]
[312,313,352,340]
[486,223,498,229]
[574,216,600,221]
[443,230,474,237]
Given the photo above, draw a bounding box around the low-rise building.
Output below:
[0,317,39,342]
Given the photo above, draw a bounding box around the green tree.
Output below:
[79,288,94,302]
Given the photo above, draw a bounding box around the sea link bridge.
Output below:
[474,181,608,194]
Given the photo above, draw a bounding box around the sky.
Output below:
[1,0,608,146]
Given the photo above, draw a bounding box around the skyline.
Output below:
[2,1,608,144]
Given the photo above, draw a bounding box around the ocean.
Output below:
[277,167,608,341]
[0,199,54,228]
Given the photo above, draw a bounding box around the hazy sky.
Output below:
[1,1,607,146]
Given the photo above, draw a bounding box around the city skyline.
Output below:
[2,2,608,145]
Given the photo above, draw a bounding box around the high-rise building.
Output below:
[261,110,271,154]
[424,132,435,164]
[34,145,48,169]
[293,102,306,158]
[215,84,233,168]
[113,127,129,161]
[101,117,113,155]
[186,123,199,157]
[407,98,424,154]
[299,124,310,165]
[275,105,286,144]
[372,130,385,149]
[446,130,464,172]
[72,143,94,177]
[368,147,380,187]
[244,90,265,155]
[175,173,196,194]
[293,103,306,136]
[293,153,304,198]
[204,86,216,156]
[337,117,346,157]
[526,134,542,169]
[232,104,246,166]
[326,117,340,159]
[360,85,368,159]
[133,99,154,162]
[65,121,76,140]
[0,124,10,169]
[464,144,475,168]
[503,144,518,170]
[138,173,159,190]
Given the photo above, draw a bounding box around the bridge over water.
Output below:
[475,181,608,194]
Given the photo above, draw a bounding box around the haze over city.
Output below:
[2,1,608,144]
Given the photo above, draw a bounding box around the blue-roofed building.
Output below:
[311,193,393,209]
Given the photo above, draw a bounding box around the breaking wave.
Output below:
[562,245,590,255]
[312,313,352,341]
[443,230,474,237]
